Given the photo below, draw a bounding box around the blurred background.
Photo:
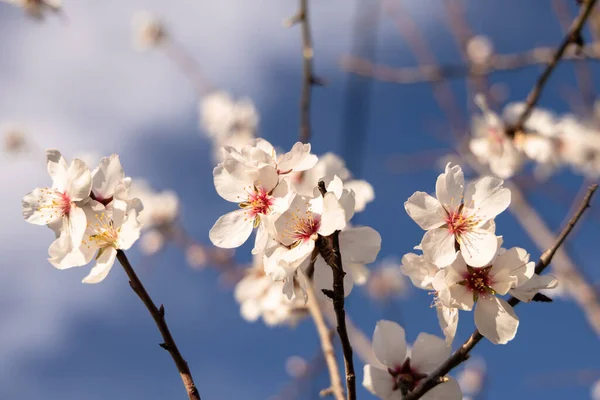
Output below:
[1,0,599,399]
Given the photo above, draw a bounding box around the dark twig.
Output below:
[511,0,598,134]
[316,181,356,400]
[291,0,321,143]
[404,184,597,400]
[116,250,201,400]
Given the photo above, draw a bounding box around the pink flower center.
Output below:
[58,191,72,215]
[445,210,476,236]
[288,211,320,243]
[462,265,494,297]
[239,186,274,218]
[388,358,427,393]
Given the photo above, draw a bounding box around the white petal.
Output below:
[363,365,398,399]
[256,166,279,192]
[422,228,457,268]
[423,377,463,400]
[338,189,356,222]
[319,192,347,236]
[65,159,92,201]
[91,154,123,200]
[463,176,511,221]
[474,296,519,344]
[373,320,407,368]
[280,239,314,267]
[324,175,345,199]
[46,149,68,191]
[213,160,257,202]
[491,247,534,289]
[411,332,451,374]
[459,229,498,267]
[48,232,95,270]
[400,253,439,289]
[436,305,459,346]
[252,138,276,157]
[117,208,142,250]
[339,226,381,264]
[251,220,269,255]
[82,247,118,284]
[277,142,318,173]
[66,206,87,247]
[435,163,464,213]
[344,180,374,212]
[209,209,254,248]
[509,274,558,302]
[313,257,354,299]
[22,188,63,226]
[404,192,446,230]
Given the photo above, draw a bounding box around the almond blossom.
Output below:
[132,11,167,50]
[209,149,292,254]
[432,247,556,344]
[363,320,462,400]
[22,149,92,250]
[404,163,511,268]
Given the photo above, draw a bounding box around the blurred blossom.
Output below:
[2,0,61,19]
[366,258,409,301]
[284,355,308,378]
[592,379,600,400]
[132,11,168,50]
[129,179,180,255]
[186,244,208,269]
[457,357,486,396]
[234,255,308,327]
[466,35,494,65]
[199,91,258,160]
[2,125,27,154]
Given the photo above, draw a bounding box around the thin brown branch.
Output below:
[116,250,201,400]
[316,181,356,400]
[304,273,345,400]
[293,0,319,143]
[341,43,600,85]
[404,184,598,400]
[512,0,598,133]
[162,39,214,97]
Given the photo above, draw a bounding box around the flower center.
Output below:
[239,185,274,219]
[445,209,477,237]
[388,358,428,393]
[287,209,321,244]
[86,212,120,248]
[459,265,495,300]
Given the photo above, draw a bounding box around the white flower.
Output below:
[466,35,494,65]
[556,116,600,178]
[456,358,486,396]
[209,153,291,254]
[433,247,555,344]
[292,152,374,212]
[400,252,459,345]
[22,149,92,250]
[469,96,524,179]
[405,163,510,268]
[227,138,318,176]
[234,255,307,327]
[3,0,61,19]
[363,320,462,400]
[90,154,130,204]
[132,11,167,50]
[48,199,143,283]
[366,258,410,301]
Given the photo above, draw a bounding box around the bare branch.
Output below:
[116,250,201,400]
[404,184,598,400]
[304,271,345,400]
[316,181,356,400]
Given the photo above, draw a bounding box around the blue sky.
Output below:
[0,0,599,399]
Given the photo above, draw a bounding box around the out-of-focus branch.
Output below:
[317,181,356,400]
[507,182,600,334]
[511,0,598,133]
[341,43,600,85]
[116,250,201,400]
[304,271,345,400]
[163,39,214,97]
[289,0,321,143]
[404,184,598,400]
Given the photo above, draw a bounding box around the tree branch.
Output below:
[304,272,345,400]
[116,250,201,400]
[511,0,598,133]
[404,184,598,400]
[316,181,356,400]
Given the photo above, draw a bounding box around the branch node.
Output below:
[321,289,335,299]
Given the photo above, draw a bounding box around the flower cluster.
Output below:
[22,150,143,283]
[402,163,557,344]
[470,96,600,180]
[363,320,462,400]
[209,138,380,301]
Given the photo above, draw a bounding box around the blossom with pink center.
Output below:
[433,247,557,344]
[22,149,92,252]
[363,320,462,400]
[405,163,510,268]
[210,151,292,254]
